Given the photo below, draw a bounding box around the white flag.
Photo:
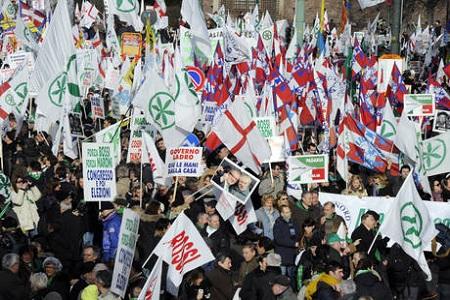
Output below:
[181,0,210,58]
[80,1,99,28]
[15,17,39,52]
[142,131,167,185]
[394,113,420,161]
[174,70,201,132]
[107,0,142,31]
[153,212,215,286]
[229,201,257,235]
[378,100,397,140]
[378,172,438,280]
[357,0,385,10]
[94,122,122,166]
[0,66,29,118]
[420,131,450,176]
[138,257,162,300]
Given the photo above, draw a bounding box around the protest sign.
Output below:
[104,64,120,90]
[229,200,257,235]
[404,94,435,117]
[216,193,237,220]
[91,94,105,119]
[111,209,140,298]
[166,147,203,177]
[121,32,142,57]
[264,136,286,163]
[255,116,276,138]
[211,158,260,204]
[433,110,450,133]
[203,101,217,124]
[319,192,450,250]
[288,154,328,184]
[82,143,117,201]
[68,112,84,137]
[377,57,404,93]
[126,114,152,163]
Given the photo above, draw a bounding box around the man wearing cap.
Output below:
[351,210,388,262]
[270,275,297,300]
[99,201,122,264]
[69,261,96,300]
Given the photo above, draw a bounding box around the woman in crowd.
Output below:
[342,175,368,198]
[255,194,280,240]
[368,174,393,197]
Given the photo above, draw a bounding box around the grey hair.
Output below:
[42,257,63,272]
[340,279,357,295]
[2,253,19,269]
[30,273,48,291]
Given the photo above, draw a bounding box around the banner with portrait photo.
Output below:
[211,157,260,204]
[68,112,84,137]
[433,110,450,133]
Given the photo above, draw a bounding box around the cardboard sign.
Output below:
[111,209,140,298]
[255,116,276,138]
[404,94,435,117]
[288,154,329,184]
[166,147,203,177]
[121,32,142,57]
[82,143,117,201]
[68,112,84,137]
[91,94,105,119]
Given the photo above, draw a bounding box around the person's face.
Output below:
[309,145,317,153]
[218,147,229,159]
[351,177,362,190]
[83,248,96,263]
[44,264,57,277]
[311,193,319,206]
[10,262,19,274]
[156,140,166,151]
[197,214,208,226]
[238,177,251,191]
[219,257,232,270]
[302,193,312,207]
[281,207,292,220]
[330,268,344,281]
[323,204,334,217]
[226,170,240,185]
[400,167,410,179]
[208,216,220,229]
[21,252,33,263]
[438,115,446,123]
[304,225,314,234]
[363,215,377,230]
[259,258,267,271]
[278,195,289,207]
[432,181,442,193]
[264,198,273,209]
[242,247,256,262]
[272,284,288,295]
[204,204,216,215]
[84,271,96,284]
[272,165,281,177]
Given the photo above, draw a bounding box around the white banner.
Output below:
[82,143,117,201]
[229,200,257,235]
[319,192,450,249]
[287,154,329,184]
[111,209,140,298]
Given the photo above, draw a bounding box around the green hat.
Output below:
[327,233,344,245]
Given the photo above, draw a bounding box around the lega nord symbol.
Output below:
[115,0,136,13]
[262,30,272,41]
[380,120,396,139]
[400,202,423,249]
[149,92,175,130]
[422,139,446,171]
[48,72,67,107]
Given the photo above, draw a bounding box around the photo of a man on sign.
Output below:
[211,158,260,204]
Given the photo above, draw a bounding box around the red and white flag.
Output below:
[138,257,162,300]
[142,131,167,185]
[80,1,99,28]
[213,97,271,173]
[229,201,257,235]
[153,212,215,286]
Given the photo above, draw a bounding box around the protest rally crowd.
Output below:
[0,0,450,299]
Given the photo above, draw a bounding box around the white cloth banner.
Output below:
[358,0,385,10]
[138,257,162,300]
[229,200,257,235]
[153,212,215,286]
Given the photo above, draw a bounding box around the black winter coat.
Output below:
[0,269,28,300]
[354,270,393,300]
[273,217,300,266]
[240,266,281,300]
[314,281,340,300]
[351,224,388,261]
[206,265,235,300]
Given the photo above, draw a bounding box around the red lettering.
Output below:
[169,230,201,272]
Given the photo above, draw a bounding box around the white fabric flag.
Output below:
[138,257,162,300]
[107,0,142,31]
[394,113,420,162]
[214,97,271,173]
[216,192,237,220]
[15,17,39,52]
[378,172,438,280]
[0,66,29,117]
[229,201,257,235]
[420,132,450,176]
[181,0,210,58]
[357,0,385,10]
[30,0,74,92]
[80,1,99,29]
[378,100,397,140]
[94,122,122,166]
[153,212,215,286]
[142,131,167,185]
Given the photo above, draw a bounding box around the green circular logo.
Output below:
[400,202,423,249]
[23,28,32,42]
[262,30,272,41]
[48,72,67,107]
[423,139,446,171]
[7,4,15,16]
[149,92,175,130]
[115,0,136,13]
[380,120,396,140]
[5,93,15,106]
[14,82,28,106]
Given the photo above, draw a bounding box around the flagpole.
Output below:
[140,149,143,208]
[172,176,179,204]
[295,0,305,46]
[367,228,381,255]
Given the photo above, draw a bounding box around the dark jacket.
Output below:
[351,224,388,261]
[273,217,300,266]
[354,270,393,300]
[206,265,235,300]
[240,266,281,300]
[47,272,70,300]
[136,213,162,265]
[386,244,425,291]
[0,269,28,300]
[291,201,313,232]
[202,228,230,256]
[315,281,340,300]
[435,253,450,284]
